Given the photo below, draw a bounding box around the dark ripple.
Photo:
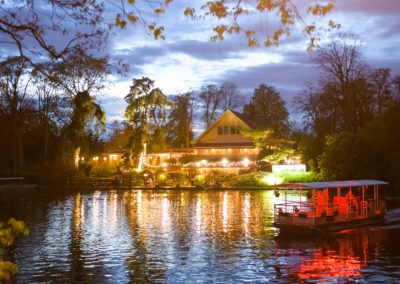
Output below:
[0,189,399,283]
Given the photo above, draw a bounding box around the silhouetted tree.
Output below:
[198,84,221,127]
[243,84,289,137]
[219,82,244,111]
[167,92,195,148]
[0,57,33,175]
[125,77,171,167]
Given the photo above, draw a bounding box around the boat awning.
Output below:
[283,180,388,189]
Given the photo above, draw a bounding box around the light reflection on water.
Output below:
[0,189,399,283]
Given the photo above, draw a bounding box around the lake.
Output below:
[1,188,400,283]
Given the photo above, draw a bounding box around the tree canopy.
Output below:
[116,0,338,49]
[243,84,289,137]
[0,0,338,66]
[124,77,171,162]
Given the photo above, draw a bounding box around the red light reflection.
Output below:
[298,249,361,280]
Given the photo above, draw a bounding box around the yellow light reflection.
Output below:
[222,191,228,232]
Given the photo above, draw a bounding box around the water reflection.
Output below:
[0,189,399,283]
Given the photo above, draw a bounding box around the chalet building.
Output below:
[194,109,260,160]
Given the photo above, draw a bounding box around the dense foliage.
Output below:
[243,84,290,137]
[295,34,400,189]
[0,219,29,281]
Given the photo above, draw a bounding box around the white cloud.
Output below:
[138,50,283,94]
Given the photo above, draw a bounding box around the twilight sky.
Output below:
[99,0,400,128]
[2,1,400,131]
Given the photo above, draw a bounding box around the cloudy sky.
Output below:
[2,1,400,131]
[98,0,400,128]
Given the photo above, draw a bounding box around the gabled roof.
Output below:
[196,109,254,142]
[231,110,264,129]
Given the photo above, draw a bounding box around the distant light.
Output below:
[243,158,249,167]
[93,156,98,161]
[201,159,207,166]
[110,154,118,160]
[272,164,306,172]
[195,162,201,167]
[262,174,283,185]
[222,158,228,167]
[162,162,167,168]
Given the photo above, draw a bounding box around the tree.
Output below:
[167,92,195,148]
[369,68,393,114]
[0,57,33,175]
[125,77,171,168]
[0,218,29,281]
[243,84,289,137]
[393,75,400,103]
[219,81,244,111]
[0,1,107,66]
[48,51,110,165]
[34,76,63,166]
[198,84,221,127]
[313,33,372,132]
[67,91,105,166]
[116,0,337,49]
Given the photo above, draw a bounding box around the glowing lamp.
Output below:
[262,174,283,185]
[222,158,228,167]
[243,158,249,167]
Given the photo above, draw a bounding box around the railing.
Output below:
[274,201,380,226]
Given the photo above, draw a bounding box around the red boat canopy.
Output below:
[284,180,388,189]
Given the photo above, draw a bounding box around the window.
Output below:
[217,125,241,135]
[223,126,229,135]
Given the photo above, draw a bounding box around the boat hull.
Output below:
[274,214,384,234]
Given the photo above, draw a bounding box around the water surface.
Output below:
[1,189,400,283]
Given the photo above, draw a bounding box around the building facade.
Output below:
[194,110,259,161]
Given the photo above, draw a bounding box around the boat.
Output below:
[273,180,388,234]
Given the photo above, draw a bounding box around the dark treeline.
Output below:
[109,78,290,167]
[295,34,400,189]
[1,32,399,190]
[0,53,111,179]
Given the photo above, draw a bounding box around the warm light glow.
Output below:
[162,162,167,168]
[262,174,283,185]
[92,156,98,161]
[109,154,119,160]
[201,159,207,166]
[222,158,228,167]
[272,164,306,172]
[243,158,250,167]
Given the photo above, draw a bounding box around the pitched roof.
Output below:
[231,110,263,129]
[196,109,259,142]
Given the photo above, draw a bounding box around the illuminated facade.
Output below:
[194,110,259,160]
